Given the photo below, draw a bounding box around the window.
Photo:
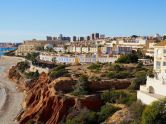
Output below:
[164,49,166,53]
[163,62,166,66]
[156,61,161,69]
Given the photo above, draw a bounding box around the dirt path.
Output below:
[0,56,24,124]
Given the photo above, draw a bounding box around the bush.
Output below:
[141,98,166,124]
[25,70,39,80]
[97,103,119,122]
[87,63,101,72]
[129,71,147,90]
[115,51,139,64]
[101,90,137,106]
[107,71,131,79]
[17,61,30,73]
[129,100,145,124]
[25,52,39,61]
[49,65,68,79]
[109,64,123,72]
[73,75,90,96]
[147,68,155,78]
[66,108,97,124]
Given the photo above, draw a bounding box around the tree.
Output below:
[129,71,147,90]
[141,98,166,124]
[25,52,39,61]
[25,70,39,80]
[17,61,30,73]
[73,75,90,96]
[163,35,166,40]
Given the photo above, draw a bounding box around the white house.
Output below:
[137,41,166,105]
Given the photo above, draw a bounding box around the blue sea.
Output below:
[0,47,16,56]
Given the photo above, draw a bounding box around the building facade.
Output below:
[137,41,166,105]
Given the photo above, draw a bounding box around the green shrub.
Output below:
[109,64,123,72]
[107,71,131,79]
[87,63,101,72]
[115,51,139,64]
[66,108,97,124]
[141,98,166,124]
[25,70,39,80]
[17,61,30,73]
[25,52,39,61]
[49,65,68,79]
[129,100,145,124]
[97,103,119,122]
[73,75,90,96]
[101,90,137,106]
[129,70,147,90]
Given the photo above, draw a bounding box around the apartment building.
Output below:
[15,41,43,56]
[137,41,166,105]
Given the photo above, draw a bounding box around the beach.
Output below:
[0,56,24,124]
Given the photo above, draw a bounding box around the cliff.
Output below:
[9,66,102,124]
[8,63,131,124]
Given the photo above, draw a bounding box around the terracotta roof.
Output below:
[156,41,166,46]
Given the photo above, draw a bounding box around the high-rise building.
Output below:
[53,37,57,40]
[100,34,105,39]
[91,33,95,40]
[73,36,77,41]
[95,33,100,39]
[58,34,63,40]
[80,37,84,41]
[46,36,53,41]
[86,36,90,41]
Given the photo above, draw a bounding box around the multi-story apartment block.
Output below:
[15,41,43,56]
[118,38,147,51]
[137,41,166,105]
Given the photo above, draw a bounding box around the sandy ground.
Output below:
[0,56,24,124]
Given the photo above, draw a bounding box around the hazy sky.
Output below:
[0,0,166,42]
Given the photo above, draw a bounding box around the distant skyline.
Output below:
[0,0,166,42]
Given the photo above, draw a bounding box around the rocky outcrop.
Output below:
[8,64,131,124]
[9,66,102,124]
[103,107,132,124]
[8,65,27,91]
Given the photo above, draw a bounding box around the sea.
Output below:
[0,47,16,57]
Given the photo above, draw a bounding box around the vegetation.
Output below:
[66,108,97,124]
[25,52,39,61]
[129,100,145,124]
[66,103,119,124]
[49,65,68,79]
[97,103,120,122]
[17,61,30,73]
[87,63,102,72]
[141,98,166,124]
[25,70,39,80]
[73,75,90,96]
[109,64,123,71]
[129,70,147,90]
[107,70,131,79]
[115,50,144,64]
[101,90,137,106]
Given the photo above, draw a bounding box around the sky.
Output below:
[0,0,166,42]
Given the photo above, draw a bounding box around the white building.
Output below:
[54,47,65,53]
[137,41,166,105]
[39,52,56,62]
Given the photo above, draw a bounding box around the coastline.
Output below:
[0,56,24,124]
